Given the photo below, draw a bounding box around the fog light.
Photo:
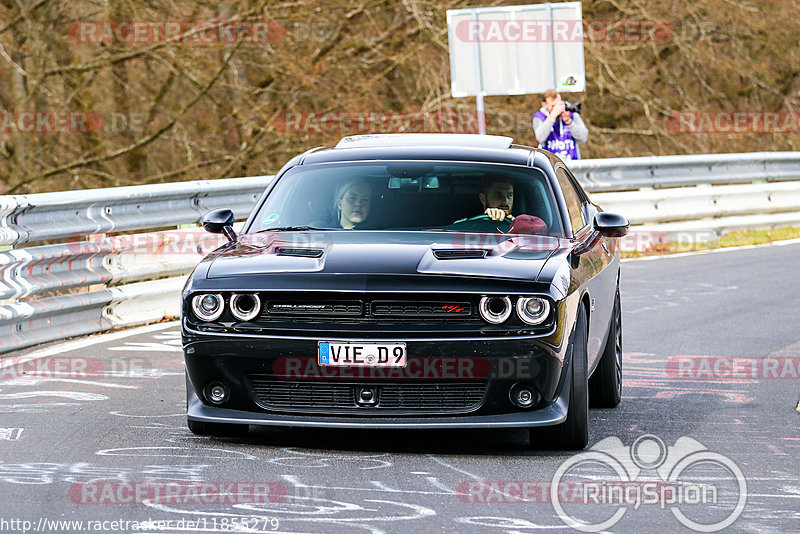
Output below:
[204,381,229,405]
[510,383,539,408]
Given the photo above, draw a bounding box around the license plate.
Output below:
[318,342,407,367]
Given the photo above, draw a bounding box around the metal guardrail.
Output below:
[593,181,800,224]
[1,152,799,354]
[1,176,267,246]
[0,178,267,353]
[570,151,800,191]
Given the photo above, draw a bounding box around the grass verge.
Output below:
[621,226,800,258]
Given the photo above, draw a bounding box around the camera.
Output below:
[564,102,582,114]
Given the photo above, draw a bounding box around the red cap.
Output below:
[508,214,547,235]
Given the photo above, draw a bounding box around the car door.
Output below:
[555,164,615,369]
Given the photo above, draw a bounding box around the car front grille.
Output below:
[264,300,363,317]
[249,377,486,413]
[377,383,484,409]
[371,301,472,318]
[258,293,479,325]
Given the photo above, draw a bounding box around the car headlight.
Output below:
[516,297,550,325]
[191,293,224,321]
[230,293,261,322]
[479,296,512,324]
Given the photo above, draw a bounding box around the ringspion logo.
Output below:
[551,434,747,532]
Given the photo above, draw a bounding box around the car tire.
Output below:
[589,290,622,408]
[187,418,249,437]
[531,304,589,450]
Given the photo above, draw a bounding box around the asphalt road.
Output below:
[1,241,798,534]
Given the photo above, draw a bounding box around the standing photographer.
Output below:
[532,89,588,160]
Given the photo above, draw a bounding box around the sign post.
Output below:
[470,10,487,133]
[446,2,586,134]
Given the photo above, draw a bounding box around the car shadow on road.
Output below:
[197,422,617,458]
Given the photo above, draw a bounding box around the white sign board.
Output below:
[447,2,585,97]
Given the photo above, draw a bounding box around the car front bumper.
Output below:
[186,374,570,429]
[183,324,573,428]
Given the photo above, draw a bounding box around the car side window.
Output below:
[555,167,586,234]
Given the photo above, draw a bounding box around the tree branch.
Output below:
[7,42,243,192]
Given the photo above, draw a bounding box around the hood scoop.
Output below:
[433,249,488,260]
[276,247,325,258]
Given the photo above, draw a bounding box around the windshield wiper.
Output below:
[258,225,329,232]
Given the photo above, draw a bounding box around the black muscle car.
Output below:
[182,133,628,449]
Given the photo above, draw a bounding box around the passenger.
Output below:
[334,179,371,229]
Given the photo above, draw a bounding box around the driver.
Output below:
[479,178,514,221]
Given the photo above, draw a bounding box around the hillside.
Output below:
[1,0,798,193]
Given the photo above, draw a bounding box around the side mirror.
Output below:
[593,212,629,238]
[202,209,237,243]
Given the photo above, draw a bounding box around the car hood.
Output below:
[205,231,565,281]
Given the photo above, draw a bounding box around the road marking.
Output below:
[109,411,184,418]
[142,497,436,529]
[0,402,82,413]
[0,462,208,485]
[456,516,571,530]
[107,342,182,352]
[0,378,138,389]
[0,391,108,401]
[425,476,456,494]
[96,446,258,460]
[0,428,23,441]
[268,448,393,470]
[426,454,484,480]
[0,322,178,368]
[280,474,452,496]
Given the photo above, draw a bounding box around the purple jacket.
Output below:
[532,109,587,160]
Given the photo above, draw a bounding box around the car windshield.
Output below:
[248,161,565,236]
